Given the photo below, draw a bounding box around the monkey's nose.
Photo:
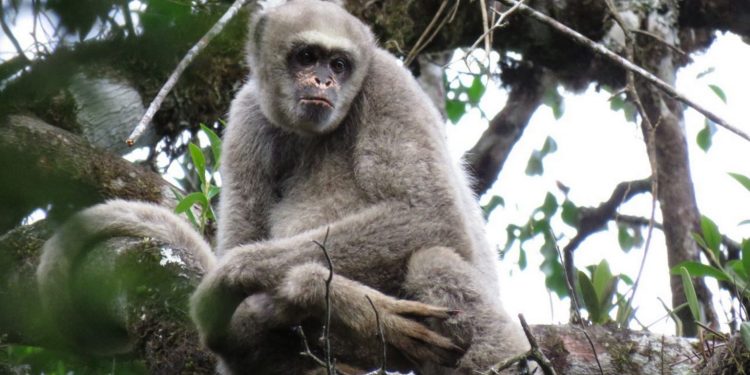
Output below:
[314,77,333,88]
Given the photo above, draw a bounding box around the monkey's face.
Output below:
[287,44,353,133]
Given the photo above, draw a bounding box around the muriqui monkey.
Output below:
[37,0,528,373]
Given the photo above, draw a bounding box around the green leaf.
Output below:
[592,260,613,302]
[741,322,750,349]
[482,195,505,219]
[618,224,635,252]
[445,99,466,124]
[670,261,729,281]
[700,215,722,255]
[525,151,544,176]
[561,200,579,227]
[539,193,558,217]
[740,220,750,226]
[518,248,527,270]
[543,87,564,120]
[467,76,486,105]
[207,186,221,200]
[742,239,750,277]
[708,84,727,103]
[678,267,702,322]
[175,192,209,213]
[200,123,222,169]
[578,271,601,322]
[696,122,713,152]
[188,143,207,186]
[728,260,749,281]
[541,137,558,155]
[729,173,750,193]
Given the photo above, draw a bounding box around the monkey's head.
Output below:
[248,0,374,135]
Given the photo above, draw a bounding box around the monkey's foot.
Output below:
[372,297,465,367]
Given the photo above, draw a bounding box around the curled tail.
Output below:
[37,199,215,353]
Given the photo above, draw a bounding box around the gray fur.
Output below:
[37,0,527,373]
[195,0,528,373]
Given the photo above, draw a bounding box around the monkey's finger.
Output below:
[388,327,464,367]
[390,299,460,319]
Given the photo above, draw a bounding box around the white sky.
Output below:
[3,6,749,335]
[445,33,750,333]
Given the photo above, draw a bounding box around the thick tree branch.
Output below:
[561,178,651,290]
[464,66,549,195]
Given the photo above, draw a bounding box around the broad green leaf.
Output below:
[189,143,207,186]
[467,76,486,105]
[740,220,750,226]
[592,260,613,302]
[561,200,579,227]
[207,186,221,200]
[678,267,702,322]
[708,84,727,103]
[618,224,635,252]
[541,137,558,155]
[670,261,729,281]
[445,99,466,124]
[540,241,568,298]
[620,274,634,285]
[543,87,564,120]
[525,152,544,176]
[700,216,722,254]
[742,239,750,277]
[742,322,750,349]
[696,123,713,152]
[578,271,601,322]
[728,260,748,281]
[175,192,208,213]
[200,123,222,169]
[729,173,750,193]
[539,193,558,217]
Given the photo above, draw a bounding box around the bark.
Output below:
[631,5,718,335]
[0,115,176,232]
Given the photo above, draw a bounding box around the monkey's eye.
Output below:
[330,58,349,74]
[295,48,317,66]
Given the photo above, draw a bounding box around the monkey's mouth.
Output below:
[300,97,334,108]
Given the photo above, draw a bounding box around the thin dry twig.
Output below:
[0,5,30,62]
[482,315,558,375]
[365,295,387,374]
[497,0,750,143]
[126,0,250,146]
[404,0,460,66]
[313,227,335,375]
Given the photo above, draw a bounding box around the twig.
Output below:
[468,0,525,52]
[629,29,686,56]
[313,227,334,375]
[295,327,352,375]
[120,0,136,37]
[365,295,387,374]
[482,315,558,375]
[497,0,750,143]
[126,0,251,146]
[404,0,460,67]
[519,314,557,375]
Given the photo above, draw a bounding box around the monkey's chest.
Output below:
[268,159,367,238]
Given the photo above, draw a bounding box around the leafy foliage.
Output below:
[175,124,222,233]
[444,75,487,124]
[576,260,633,326]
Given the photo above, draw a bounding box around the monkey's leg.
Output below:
[403,247,529,374]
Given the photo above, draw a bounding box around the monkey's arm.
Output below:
[215,85,279,253]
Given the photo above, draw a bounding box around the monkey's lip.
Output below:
[300,97,334,108]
